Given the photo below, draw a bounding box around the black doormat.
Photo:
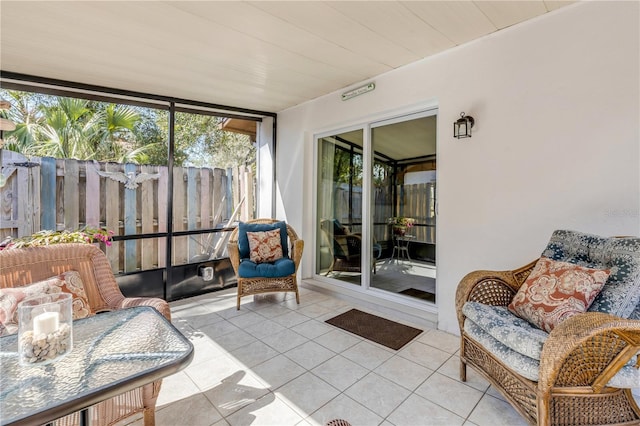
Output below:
[325,309,423,350]
[399,288,436,303]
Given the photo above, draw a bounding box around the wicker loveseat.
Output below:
[456,230,640,426]
[0,243,170,426]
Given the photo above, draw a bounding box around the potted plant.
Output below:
[388,217,415,236]
[1,227,114,250]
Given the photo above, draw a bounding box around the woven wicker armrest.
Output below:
[228,241,241,273]
[291,239,304,270]
[455,261,537,328]
[118,297,171,321]
[539,312,640,393]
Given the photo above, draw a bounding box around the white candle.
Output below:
[33,311,59,335]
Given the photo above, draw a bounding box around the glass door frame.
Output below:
[312,106,438,302]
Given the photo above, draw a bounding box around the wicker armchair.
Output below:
[456,230,640,426]
[228,219,303,310]
[319,219,381,275]
[0,243,170,426]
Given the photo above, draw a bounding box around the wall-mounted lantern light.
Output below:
[453,112,474,139]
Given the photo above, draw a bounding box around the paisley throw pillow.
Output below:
[508,257,609,332]
[247,229,284,263]
[0,271,93,336]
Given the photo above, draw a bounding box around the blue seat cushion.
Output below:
[465,320,540,382]
[238,221,289,259]
[465,312,640,388]
[463,301,548,360]
[238,257,295,278]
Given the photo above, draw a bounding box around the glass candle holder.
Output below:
[18,293,73,366]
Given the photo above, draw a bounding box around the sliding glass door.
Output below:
[316,129,364,286]
[315,109,437,305]
[370,114,437,303]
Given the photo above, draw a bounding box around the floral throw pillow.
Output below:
[247,229,284,264]
[0,271,93,336]
[508,257,610,332]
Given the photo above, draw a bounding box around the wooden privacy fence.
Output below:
[0,151,255,273]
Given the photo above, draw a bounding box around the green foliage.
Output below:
[0,89,255,170]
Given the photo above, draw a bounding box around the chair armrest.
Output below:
[455,260,537,329]
[117,297,172,321]
[292,239,304,271]
[539,312,640,394]
[228,241,240,274]
[342,234,363,258]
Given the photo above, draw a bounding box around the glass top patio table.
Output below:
[0,306,193,426]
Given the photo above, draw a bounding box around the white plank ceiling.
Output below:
[0,1,574,114]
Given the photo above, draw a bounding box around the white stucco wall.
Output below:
[275,1,640,334]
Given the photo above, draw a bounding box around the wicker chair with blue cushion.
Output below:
[228,219,303,310]
[456,230,640,426]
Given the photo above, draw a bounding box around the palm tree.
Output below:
[0,90,46,154]
[1,91,146,162]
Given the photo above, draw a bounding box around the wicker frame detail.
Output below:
[228,219,304,310]
[0,243,170,426]
[456,260,640,426]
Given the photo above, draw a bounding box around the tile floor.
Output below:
[141,284,529,426]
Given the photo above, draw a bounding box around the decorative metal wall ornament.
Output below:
[93,161,160,190]
[453,112,475,139]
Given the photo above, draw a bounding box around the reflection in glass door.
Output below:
[370,114,437,304]
[316,129,364,286]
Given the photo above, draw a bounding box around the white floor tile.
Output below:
[156,393,222,426]
[296,303,335,319]
[260,328,309,353]
[414,372,484,418]
[341,341,394,370]
[254,303,295,319]
[307,393,383,426]
[184,311,225,329]
[244,319,287,339]
[199,320,241,339]
[290,319,334,340]
[227,311,266,329]
[374,355,434,391]
[202,370,271,417]
[467,394,529,426]
[284,340,336,370]
[312,355,369,391]
[230,340,280,368]
[251,354,306,390]
[211,328,257,353]
[225,393,303,426]
[156,371,201,407]
[417,329,460,354]
[437,356,490,392]
[387,393,465,426]
[314,329,362,353]
[344,372,411,418]
[186,333,229,367]
[272,311,312,328]
[276,372,340,417]
[398,340,451,371]
[185,353,245,392]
